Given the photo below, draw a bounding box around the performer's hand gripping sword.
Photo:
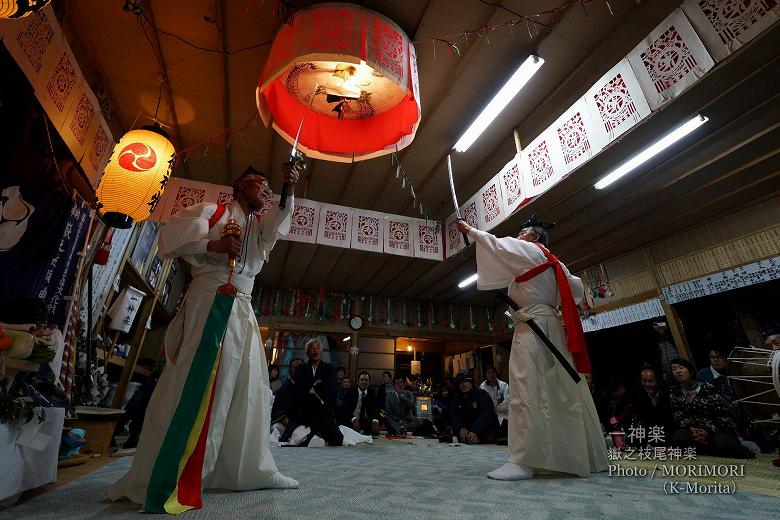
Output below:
[447,154,470,247]
[279,117,306,210]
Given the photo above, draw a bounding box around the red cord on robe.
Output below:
[514,243,592,374]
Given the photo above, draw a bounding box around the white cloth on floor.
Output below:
[288,425,312,446]
[339,425,373,446]
[470,229,608,477]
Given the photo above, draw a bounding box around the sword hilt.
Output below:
[278,182,290,210]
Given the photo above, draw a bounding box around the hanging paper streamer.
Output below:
[682,0,780,62]
[626,9,715,110]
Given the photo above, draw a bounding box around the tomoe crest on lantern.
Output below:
[256,2,421,163]
[0,0,50,19]
[95,125,175,228]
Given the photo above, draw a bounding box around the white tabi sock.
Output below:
[253,471,300,489]
[487,462,533,480]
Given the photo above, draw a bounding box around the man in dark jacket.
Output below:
[630,365,673,445]
[271,358,304,427]
[339,371,380,435]
[451,370,499,444]
[281,339,343,446]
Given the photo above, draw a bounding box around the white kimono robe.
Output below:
[469,228,607,477]
[108,198,292,507]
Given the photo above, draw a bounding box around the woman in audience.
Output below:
[268,364,282,394]
[669,357,754,458]
[597,377,633,447]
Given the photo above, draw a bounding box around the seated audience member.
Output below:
[271,358,303,427]
[337,375,351,411]
[584,372,595,396]
[269,363,282,394]
[478,366,509,438]
[113,367,161,450]
[281,339,344,446]
[630,364,673,445]
[765,333,780,350]
[451,370,499,445]
[340,371,380,435]
[696,347,734,402]
[376,370,394,415]
[669,358,754,458]
[336,366,347,386]
[432,378,455,435]
[385,377,429,435]
[597,377,633,439]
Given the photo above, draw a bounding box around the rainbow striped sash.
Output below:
[145,293,234,514]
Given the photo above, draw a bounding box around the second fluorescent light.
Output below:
[458,273,478,288]
[454,55,544,153]
[594,114,709,190]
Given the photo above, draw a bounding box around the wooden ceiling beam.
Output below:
[528,52,780,239]
[364,3,508,211]
[569,173,780,269]
[141,0,190,179]
[217,0,233,185]
[412,1,651,219]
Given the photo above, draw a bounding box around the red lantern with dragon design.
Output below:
[256,2,421,163]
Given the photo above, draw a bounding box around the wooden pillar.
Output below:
[349,332,359,380]
[644,248,694,361]
[735,304,764,348]
[513,128,522,154]
[111,293,157,408]
[111,259,171,409]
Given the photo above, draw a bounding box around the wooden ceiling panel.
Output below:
[64,1,780,304]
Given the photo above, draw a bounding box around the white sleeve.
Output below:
[157,203,217,264]
[563,264,585,304]
[496,382,510,414]
[256,195,294,261]
[468,228,541,290]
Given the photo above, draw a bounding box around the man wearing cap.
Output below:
[109,163,302,513]
[478,366,510,440]
[451,370,500,444]
[456,217,607,481]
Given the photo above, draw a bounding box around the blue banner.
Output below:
[37,194,91,327]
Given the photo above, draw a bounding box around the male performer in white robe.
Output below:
[456,219,607,480]
[108,163,301,513]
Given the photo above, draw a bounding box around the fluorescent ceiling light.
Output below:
[453,54,544,153]
[458,273,478,288]
[594,114,709,190]
[343,336,351,342]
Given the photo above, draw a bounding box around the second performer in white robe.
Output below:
[467,228,608,478]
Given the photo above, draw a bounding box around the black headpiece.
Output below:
[521,214,555,230]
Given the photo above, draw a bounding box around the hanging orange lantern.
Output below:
[95,125,175,228]
[256,2,421,163]
[0,0,50,19]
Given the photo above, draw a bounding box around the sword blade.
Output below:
[290,116,304,158]
[447,154,461,218]
[447,154,470,246]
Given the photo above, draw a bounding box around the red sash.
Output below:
[208,203,226,229]
[514,243,591,374]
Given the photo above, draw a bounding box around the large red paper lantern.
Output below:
[95,125,175,228]
[256,2,421,163]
